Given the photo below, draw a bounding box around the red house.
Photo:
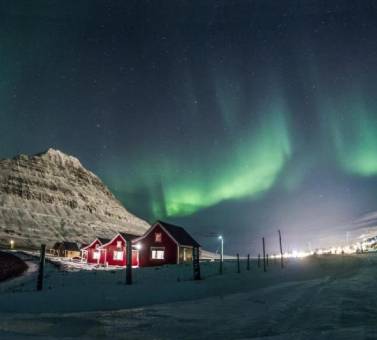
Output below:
[81,237,110,264]
[135,221,200,267]
[100,232,139,267]
[81,233,139,267]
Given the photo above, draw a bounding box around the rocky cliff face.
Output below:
[0,148,150,248]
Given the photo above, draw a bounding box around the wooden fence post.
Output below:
[193,246,201,280]
[266,254,269,267]
[279,229,284,269]
[247,254,250,270]
[37,244,46,291]
[263,237,266,272]
[126,240,132,285]
[237,253,240,273]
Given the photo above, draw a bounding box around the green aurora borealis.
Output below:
[131,103,292,218]
[331,101,377,177]
[2,1,377,250]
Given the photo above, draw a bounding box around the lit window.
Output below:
[116,240,122,248]
[93,251,100,259]
[151,248,165,259]
[155,233,162,242]
[113,251,123,261]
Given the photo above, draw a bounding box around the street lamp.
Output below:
[10,239,14,250]
[218,235,223,274]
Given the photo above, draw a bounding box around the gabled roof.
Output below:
[81,237,110,250]
[53,241,80,252]
[52,242,62,250]
[100,232,140,248]
[63,241,80,252]
[157,221,200,247]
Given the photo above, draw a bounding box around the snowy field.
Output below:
[0,253,377,339]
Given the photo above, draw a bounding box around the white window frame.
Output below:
[151,247,165,260]
[116,240,122,248]
[155,232,162,243]
[113,250,123,261]
[93,251,100,260]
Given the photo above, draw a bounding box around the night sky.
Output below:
[2,1,377,254]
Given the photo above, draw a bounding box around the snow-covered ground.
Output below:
[0,254,376,339]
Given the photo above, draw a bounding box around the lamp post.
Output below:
[218,235,223,274]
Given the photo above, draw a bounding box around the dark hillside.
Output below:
[0,251,27,281]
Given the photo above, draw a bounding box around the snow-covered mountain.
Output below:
[0,148,150,248]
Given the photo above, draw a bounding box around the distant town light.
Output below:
[10,239,14,249]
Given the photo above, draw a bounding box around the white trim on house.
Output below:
[100,233,128,248]
[81,238,102,251]
[134,222,180,246]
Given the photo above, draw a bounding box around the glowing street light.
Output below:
[218,235,223,274]
[134,243,142,250]
[10,239,14,249]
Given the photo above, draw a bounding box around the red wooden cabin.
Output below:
[81,233,139,267]
[100,233,139,267]
[135,221,200,267]
[81,237,110,264]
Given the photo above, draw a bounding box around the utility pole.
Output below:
[262,237,266,272]
[278,229,284,269]
[247,254,250,270]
